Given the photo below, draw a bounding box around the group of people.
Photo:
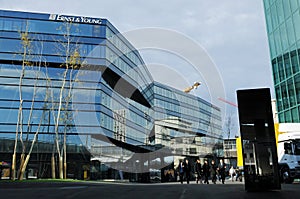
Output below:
[177,158,228,184]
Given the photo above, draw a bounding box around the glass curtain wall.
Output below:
[263,0,300,122]
[0,10,223,181]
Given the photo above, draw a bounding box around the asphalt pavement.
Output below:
[0,179,299,199]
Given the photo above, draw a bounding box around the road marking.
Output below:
[59,186,87,189]
[179,188,187,199]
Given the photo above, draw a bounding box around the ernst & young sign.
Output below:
[49,14,102,24]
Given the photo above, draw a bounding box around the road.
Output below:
[0,180,299,199]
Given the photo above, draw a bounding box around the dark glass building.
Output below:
[263,0,300,123]
[0,9,222,181]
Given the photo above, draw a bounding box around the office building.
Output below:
[263,0,300,123]
[0,9,222,181]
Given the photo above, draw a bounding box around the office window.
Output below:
[286,18,296,47]
[271,4,279,29]
[277,0,284,24]
[281,82,289,109]
[291,50,299,74]
[274,29,282,56]
[293,11,300,41]
[291,107,299,122]
[281,25,289,51]
[283,0,292,18]
[272,60,279,84]
[287,78,296,106]
[278,57,285,81]
[284,54,292,78]
[295,74,300,103]
[285,110,292,122]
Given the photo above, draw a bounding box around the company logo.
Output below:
[49,14,102,24]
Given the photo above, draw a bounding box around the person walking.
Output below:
[235,167,242,182]
[210,160,217,184]
[184,159,191,184]
[178,159,185,184]
[229,166,235,182]
[194,159,202,184]
[218,159,226,184]
[202,160,210,184]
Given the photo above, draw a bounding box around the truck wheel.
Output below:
[281,167,294,184]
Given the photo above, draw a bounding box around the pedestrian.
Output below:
[165,170,170,182]
[202,160,210,184]
[194,159,202,184]
[229,166,235,182]
[184,159,191,184]
[178,159,185,184]
[235,167,242,182]
[218,159,226,184]
[210,160,217,184]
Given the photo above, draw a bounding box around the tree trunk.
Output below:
[18,154,25,180]
[12,29,29,181]
[11,153,16,180]
[51,154,56,179]
[18,117,43,180]
[64,130,67,179]
[19,154,30,180]
[64,162,67,179]
[59,156,63,179]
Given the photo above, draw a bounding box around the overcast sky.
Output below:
[0,0,273,136]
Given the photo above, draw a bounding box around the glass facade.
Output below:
[263,0,300,123]
[0,10,222,181]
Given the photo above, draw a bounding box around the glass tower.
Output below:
[263,0,300,123]
[0,9,222,181]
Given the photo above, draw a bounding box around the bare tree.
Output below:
[18,82,49,180]
[63,50,80,179]
[50,22,80,179]
[12,21,81,180]
[11,25,31,180]
[18,41,47,180]
[11,26,53,180]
